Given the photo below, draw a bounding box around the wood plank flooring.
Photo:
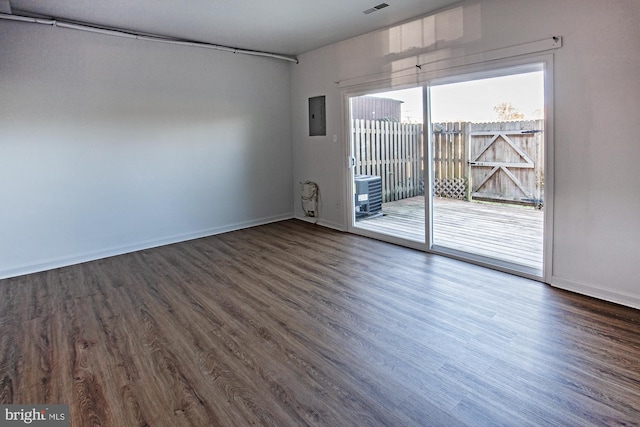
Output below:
[1,219,639,426]
[356,197,544,270]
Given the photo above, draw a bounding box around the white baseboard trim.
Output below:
[551,276,640,310]
[294,214,344,231]
[0,212,294,280]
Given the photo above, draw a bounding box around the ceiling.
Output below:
[7,0,462,57]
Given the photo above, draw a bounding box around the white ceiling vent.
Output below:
[363,3,389,15]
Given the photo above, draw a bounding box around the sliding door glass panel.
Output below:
[429,67,545,274]
[350,87,425,243]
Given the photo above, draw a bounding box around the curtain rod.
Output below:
[0,12,299,64]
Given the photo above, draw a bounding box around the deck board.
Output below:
[355,196,544,270]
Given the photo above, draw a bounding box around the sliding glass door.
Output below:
[348,87,426,247]
[428,64,545,276]
[346,60,550,279]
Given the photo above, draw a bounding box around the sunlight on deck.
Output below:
[355,197,543,270]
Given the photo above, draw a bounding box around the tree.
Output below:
[493,102,525,121]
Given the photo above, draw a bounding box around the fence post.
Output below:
[464,122,472,201]
[383,122,390,201]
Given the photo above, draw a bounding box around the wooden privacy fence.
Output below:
[352,119,423,202]
[467,120,544,206]
[432,120,544,205]
[433,122,468,200]
[352,119,545,206]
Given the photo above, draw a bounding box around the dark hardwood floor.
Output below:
[1,219,639,426]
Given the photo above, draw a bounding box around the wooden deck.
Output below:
[355,196,544,271]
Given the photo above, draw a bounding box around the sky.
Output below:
[369,71,544,123]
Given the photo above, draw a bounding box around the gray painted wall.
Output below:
[0,21,293,277]
[291,0,640,308]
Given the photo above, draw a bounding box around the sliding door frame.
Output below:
[425,56,554,282]
[343,84,428,253]
[341,52,555,284]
